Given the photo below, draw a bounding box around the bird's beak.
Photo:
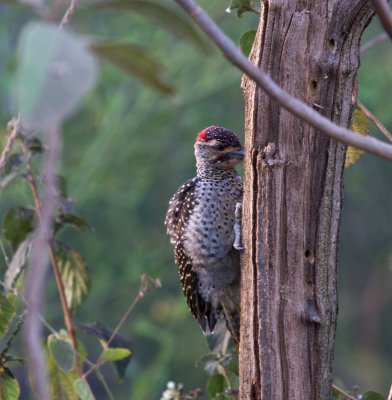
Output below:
[227,148,245,160]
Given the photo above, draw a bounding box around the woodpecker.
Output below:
[165,126,244,347]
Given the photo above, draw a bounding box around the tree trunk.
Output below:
[239,1,373,399]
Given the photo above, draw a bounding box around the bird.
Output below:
[165,125,244,348]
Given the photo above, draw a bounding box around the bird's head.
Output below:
[194,126,244,172]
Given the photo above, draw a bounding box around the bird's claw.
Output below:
[233,203,243,251]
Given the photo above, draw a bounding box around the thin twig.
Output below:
[59,0,79,29]
[0,238,10,266]
[0,118,20,174]
[83,274,161,379]
[387,382,392,400]
[26,156,81,376]
[174,0,392,161]
[360,32,388,53]
[332,384,357,400]
[24,124,62,400]
[357,99,392,142]
[82,291,143,379]
[371,0,392,40]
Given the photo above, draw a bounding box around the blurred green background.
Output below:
[0,1,391,399]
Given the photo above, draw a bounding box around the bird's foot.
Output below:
[233,203,243,251]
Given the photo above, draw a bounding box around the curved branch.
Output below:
[371,0,392,40]
[174,0,392,161]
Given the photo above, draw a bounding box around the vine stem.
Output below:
[27,162,81,376]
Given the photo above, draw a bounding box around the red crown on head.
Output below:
[195,126,241,147]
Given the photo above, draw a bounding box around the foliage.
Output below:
[90,42,175,94]
[345,108,370,168]
[239,29,256,57]
[0,298,22,400]
[225,0,259,17]
[0,0,390,399]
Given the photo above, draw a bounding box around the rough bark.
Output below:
[239,1,373,399]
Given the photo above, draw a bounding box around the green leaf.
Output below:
[362,391,386,400]
[90,42,175,95]
[75,322,133,380]
[0,368,20,400]
[0,312,25,362]
[225,359,239,376]
[47,353,78,400]
[0,293,16,340]
[55,175,68,198]
[239,29,256,57]
[4,239,32,293]
[56,214,91,233]
[89,0,210,53]
[48,335,75,373]
[345,108,370,168]
[2,207,35,249]
[207,373,225,399]
[15,22,97,129]
[25,137,44,154]
[57,247,90,310]
[74,379,96,400]
[226,0,259,17]
[3,356,24,365]
[101,348,132,362]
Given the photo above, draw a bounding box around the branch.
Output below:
[174,0,392,161]
[371,0,392,40]
[24,124,61,400]
[357,99,392,142]
[360,32,388,53]
[332,384,357,400]
[58,0,79,29]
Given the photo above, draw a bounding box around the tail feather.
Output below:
[221,303,240,351]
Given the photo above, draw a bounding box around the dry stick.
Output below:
[357,99,392,142]
[331,384,357,400]
[0,118,20,173]
[24,124,61,400]
[371,0,392,40]
[27,169,82,376]
[58,0,79,29]
[360,32,388,53]
[174,0,392,161]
